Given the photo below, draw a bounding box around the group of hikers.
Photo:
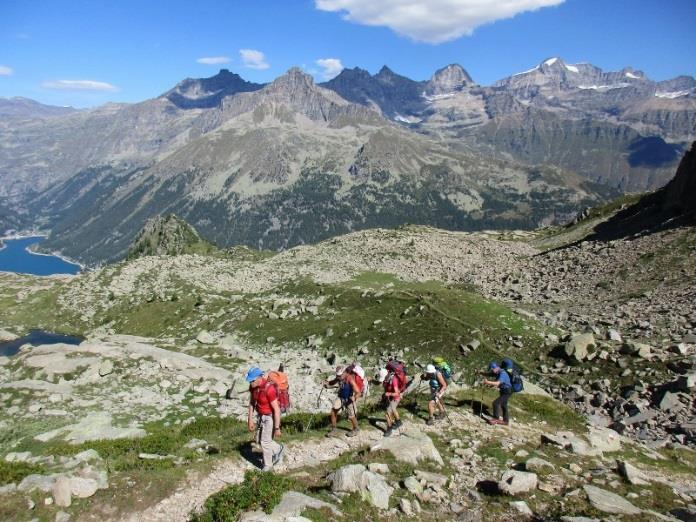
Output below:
[244,356,524,471]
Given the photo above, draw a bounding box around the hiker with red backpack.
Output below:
[323,364,363,438]
[377,367,403,437]
[246,367,285,471]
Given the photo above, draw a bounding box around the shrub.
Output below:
[191,470,292,522]
[0,461,44,486]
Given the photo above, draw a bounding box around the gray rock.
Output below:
[560,517,599,522]
[98,360,114,377]
[360,470,393,510]
[18,474,58,493]
[564,333,595,362]
[675,372,696,391]
[52,476,71,507]
[271,491,341,519]
[196,331,215,344]
[587,427,621,452]
[35,412,146,444]
[498,470,538,496]
[0,329,17,341]
[683,333,696,344]
[583,485,641,515]
[658,391,683,412]
[55,511,71,522]
[616,460,649,485]
[370,429,443,465]
[510,500,534,516]
[414,469,447,486]
[0,483,17,495]
[367,463,389,475]
[330,464,366,493]
[400,498,413,516]
[69,477,98,498]
[403,476,423,495]
[525,457,555,473]
[607,329,622,342]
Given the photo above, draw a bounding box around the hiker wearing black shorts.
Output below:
[483,361,512,426]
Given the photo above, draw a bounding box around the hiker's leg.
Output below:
[330,398,342,428]
[259,415,280,468]
[492,395,502,420]
[391,399,401,421]
[348,401,359,430]
[500,393,511,423]
[428,400,435,418]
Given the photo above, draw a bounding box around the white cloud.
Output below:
[197,56,231,65]
[41,80,119,92]
[316,58,344,80]
[315,0,565,43]
[0,65,13,76]
[239,49,269,70]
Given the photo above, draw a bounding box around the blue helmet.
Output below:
[488,361,499,371]
[245,367,264,382]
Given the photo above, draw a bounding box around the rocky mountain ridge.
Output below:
[1,59,694,264]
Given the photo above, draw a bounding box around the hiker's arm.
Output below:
[271,399,281,438]
[437,373,447,396]
[483,379,500,387]
[247,403,254,431]
[350,376,360,402]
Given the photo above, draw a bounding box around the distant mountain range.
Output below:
[1,58,693,264]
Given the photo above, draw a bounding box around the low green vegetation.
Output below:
[0,460,44,486]
[191,470,293,522]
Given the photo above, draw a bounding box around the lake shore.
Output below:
[0,235,83,276]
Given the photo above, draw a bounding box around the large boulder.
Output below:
[241,491,341,521]
[0,329,17,341]
[583,485,641,515]
[52,476,72,508]
[616,460,649,486]
[564,334,595,362]
[69,477,99,498]
[370,429,443,465]
[330,464,365,493]
[329,464,392,510]
[498,470,538,496]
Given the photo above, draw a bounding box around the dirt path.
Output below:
[119,408,542,522]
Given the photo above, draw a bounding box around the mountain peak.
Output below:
[377,65,395,77]
[269,67,316,94]
[164,69,263,109]
[426,63,474,95]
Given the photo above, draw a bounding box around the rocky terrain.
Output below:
[0,150,694,520]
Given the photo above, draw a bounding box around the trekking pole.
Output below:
[304,386,325,433]
[436,395,452,424]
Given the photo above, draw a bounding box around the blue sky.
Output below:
[1,0,695,108]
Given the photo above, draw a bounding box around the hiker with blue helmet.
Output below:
[483,361,512,426]
[246,367,284,471]
[423,363,448,425]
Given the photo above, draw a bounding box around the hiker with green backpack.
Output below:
[423,361,449,425]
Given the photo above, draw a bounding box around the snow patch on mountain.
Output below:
[565,64,579,73]
[544,57,559,66]
[625,71,641,80]
[655,90,690,99]
[394,113,422,123]
[578,83,630,91]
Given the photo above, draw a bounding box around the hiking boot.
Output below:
[487,418,502,425]
[325,428,338,438]
[393,419,402,429]
[426,417,435,426]
[272,444,285,466]
[383,427,393,437]
[435,410,445,419]
[261,465,273,472]
[345,429,359,438]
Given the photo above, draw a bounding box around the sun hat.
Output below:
[245,367,264,382]
[377,368,388,383]
[425,364,436,374]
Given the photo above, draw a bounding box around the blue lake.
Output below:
[0,329,84,357]
[0,236,81,276]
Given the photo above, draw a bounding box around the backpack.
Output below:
[347,363,369,398]
[267,370,290,413]
[501,358,524,393]
[432,357,452,382]
[386,359,408,392]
